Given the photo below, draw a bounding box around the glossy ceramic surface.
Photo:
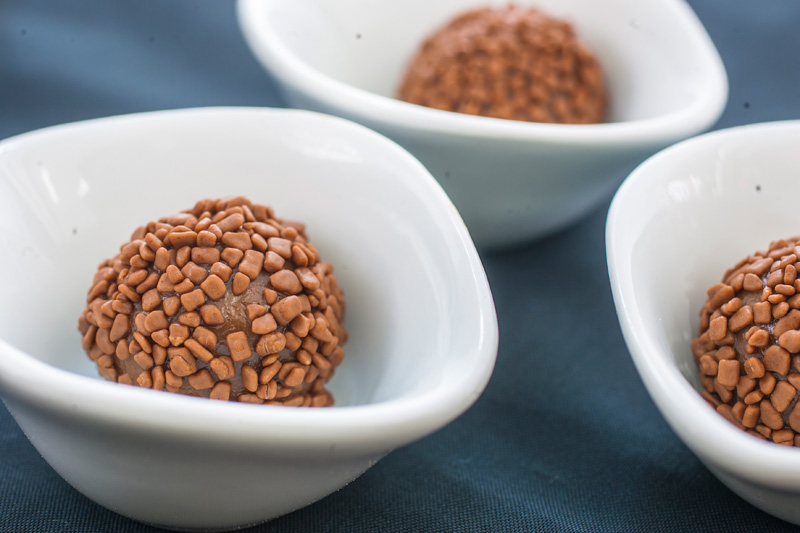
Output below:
[238,0,728,248]
[0,107,498,530]
[608,121,800,525]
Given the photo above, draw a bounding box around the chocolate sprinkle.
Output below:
[78,196,347,407]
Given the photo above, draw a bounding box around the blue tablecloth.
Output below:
[2,1,800,531]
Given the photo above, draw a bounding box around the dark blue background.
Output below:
[2,1,800,531]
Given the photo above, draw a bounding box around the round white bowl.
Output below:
[607,121,800,525]
[0,107,498,530]
[238,0,728,249]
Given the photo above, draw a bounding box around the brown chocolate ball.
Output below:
[693,236,800,444]
[398,5,607,124]
[77,196,347,407]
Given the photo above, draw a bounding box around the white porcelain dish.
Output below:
[238,0,728,249]
[0,107,498,531]
[607,121,800,525]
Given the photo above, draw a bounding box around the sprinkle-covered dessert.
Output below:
[77,196,346,407]
[693,237,800,445]
[398,5,607,124]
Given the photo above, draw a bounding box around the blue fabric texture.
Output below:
[2,1,800,531]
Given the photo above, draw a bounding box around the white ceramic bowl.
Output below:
[607,121,800,525]
[238,0,728,249]
[0,107,498,530]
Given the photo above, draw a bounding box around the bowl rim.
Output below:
[607,119,800,489]
[236,0,728,146]
[0,106,499,453]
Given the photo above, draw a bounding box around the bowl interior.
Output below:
[0,108,487,408]
[611,122,800,391]
[259,0,719,123]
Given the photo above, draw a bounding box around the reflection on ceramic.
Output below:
[238,0,728,249]
[0,107,498,531]
[607,121,800,525]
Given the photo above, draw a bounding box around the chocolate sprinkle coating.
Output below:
[78,196,347,407]
[693,236,800,445]
[398,5,607,124]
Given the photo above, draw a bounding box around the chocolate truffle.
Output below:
[398,5,606,124]
[77,196,347,407]
[693,237,800,445]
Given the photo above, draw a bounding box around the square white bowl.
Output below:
[607,120,800,525]
[0,107,498,530]
[238,0,728,249]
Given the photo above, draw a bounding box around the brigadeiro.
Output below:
[77,196,347,407]
[398,5,607,124]
[693,237,800,445]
